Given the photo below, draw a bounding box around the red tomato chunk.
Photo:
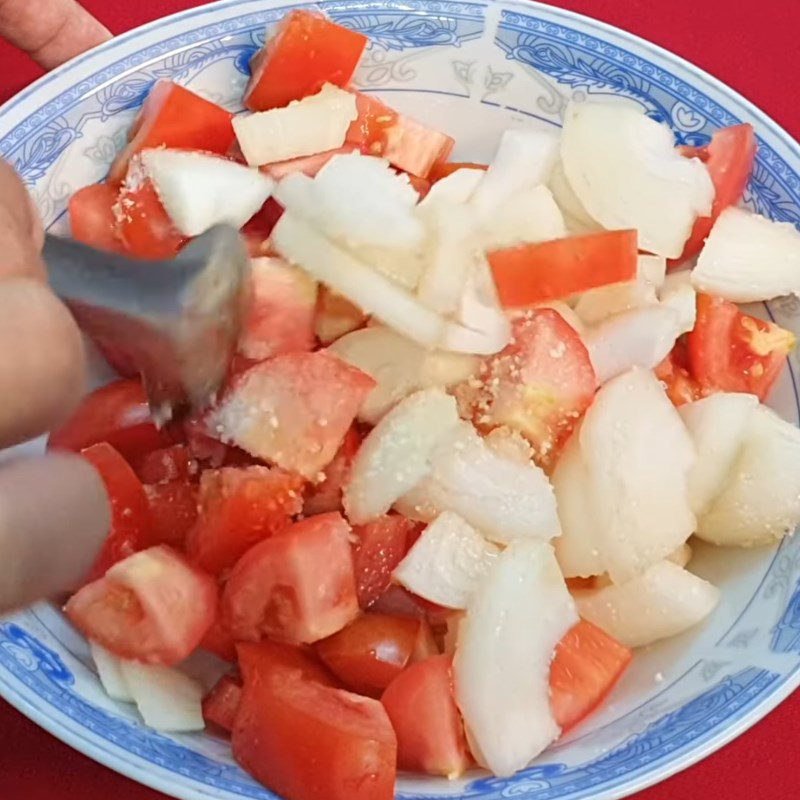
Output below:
[203,675,243,732]
[303,425,362,516]
[134,444,194,485]
[185,465,305,575]
[222,512,359,644]
[245,10,368,111]
[65,545,217,665]
[143,480,199,550]
[381,655,470,778]
[69,183,124,253]
[237,639,338,687]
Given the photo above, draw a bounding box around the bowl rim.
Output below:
[0,1,798,799]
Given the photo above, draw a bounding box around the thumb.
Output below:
[0,0,110,70]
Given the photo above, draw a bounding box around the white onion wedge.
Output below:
[329,327,477,424]
[454,539,577,776]
[678,392,758,515]
[561,101,714,257]
[667,543,693,568]
[480,185,566,251]
[90,642,133,703]
[142,149,274,237]
[579,368,696,583]
[697,405,800,546]
[584,305,685,384]
[484,426,534,464]
[659,275,697,333]
[691,206,800,302]
[119,661,204,732]
[548,157,602,235]
[394,511,499,608]
[573,560,719,648]
[396,422,561,544]
[471,129,559,219]
[344,389,461,524]
[233,83,357,165]
[419,168,484,208]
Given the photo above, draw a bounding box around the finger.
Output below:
[0,452,110,612]
[0,0,110,71]
[0,160,45,280]
[0,278,86,448]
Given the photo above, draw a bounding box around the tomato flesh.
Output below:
[203,675,243,732]
[237,639,337,687]
[49,379,173,462]
[688,293,795,401]
[134,444,194,485]
[245,10,368,111]
[80,442,151,582]
[65,545,217,665]
[488,229,639,308]
[304,425,362,516]
[550,620,632,733]
[674,124,757,265]
[381,654,470,777]
[186,466,305,575]
[201,614,239,663]
[222,512,359,644]
[315,612,425,696]
[143,480,199,550]
[461,309,597,468]
[69,183,124,252]
[110,80,235,182]
[655,338,705,407]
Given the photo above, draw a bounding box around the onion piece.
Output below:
[573,560,719,648]
[578,367,696,584]
[142,149,274,237]
[90,642,133,703]
[454,539,577,776]
[667,543,693,568]
[393,511,499,608]
[120,661,204,732]
[691,206,800,302]
[561,100,714,258]
[678,392,758,515]
[697,404,800,546]
[479,185,566,251]
[548,157,602,235]
[233,83,357,166]
[420,168,484,208]
[344,389,461,524]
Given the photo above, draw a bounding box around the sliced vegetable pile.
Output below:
[57,8,800,800]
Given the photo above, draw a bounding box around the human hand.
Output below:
[0,1,114,612]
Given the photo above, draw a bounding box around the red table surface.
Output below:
[0,1,798,798]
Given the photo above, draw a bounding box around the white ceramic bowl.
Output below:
[1,2,799,799]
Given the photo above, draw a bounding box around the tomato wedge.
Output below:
[304,426,362,516]
[232,667,396,800]
[143,480,199,550]
[80,443,151,582]
[245,10,368,111]
[488,229,639,308]
[687,293,795,401]
[110,80,235,182]
[655,338,705,407]
[222,512,359,644]
[550,620,632,733]
[381,655,470,778]
[674,124,757,265]
[203,675,243,732]
[200,613,239,663]
[117,174,186,260]
[315,612,429,697]
[352,515,417,608]
[69,183,124,252]
[462,309,597,468]
[49,379,173,462]
[65,545,217,665]
[185,466,305,575]
[237,639,337,687]
[134,444,194,484]
[428,161,488,182]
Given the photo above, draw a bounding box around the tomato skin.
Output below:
[49,379,173,462]
[428,161,488,182]
[65,545,217,665]
[550,620,632,733]
[80,443,151,582]
[143,480,199,550]
[245,10,368,111]
[488,229,639,308]
[673,124,757,265]
[352,515,417,608]
[461,309,597,468]
[687,293,795,401]
[237,639,338,687]
[185,466,305,575]
[222,512,359,644]
[110,80,235,182]
[203,675,243,732]
[304,425,362,516]
[69,184,124,252]
[232,669,396,800]
[315,612,425,696]
[381,655,470,777]
[117,175,186,260]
